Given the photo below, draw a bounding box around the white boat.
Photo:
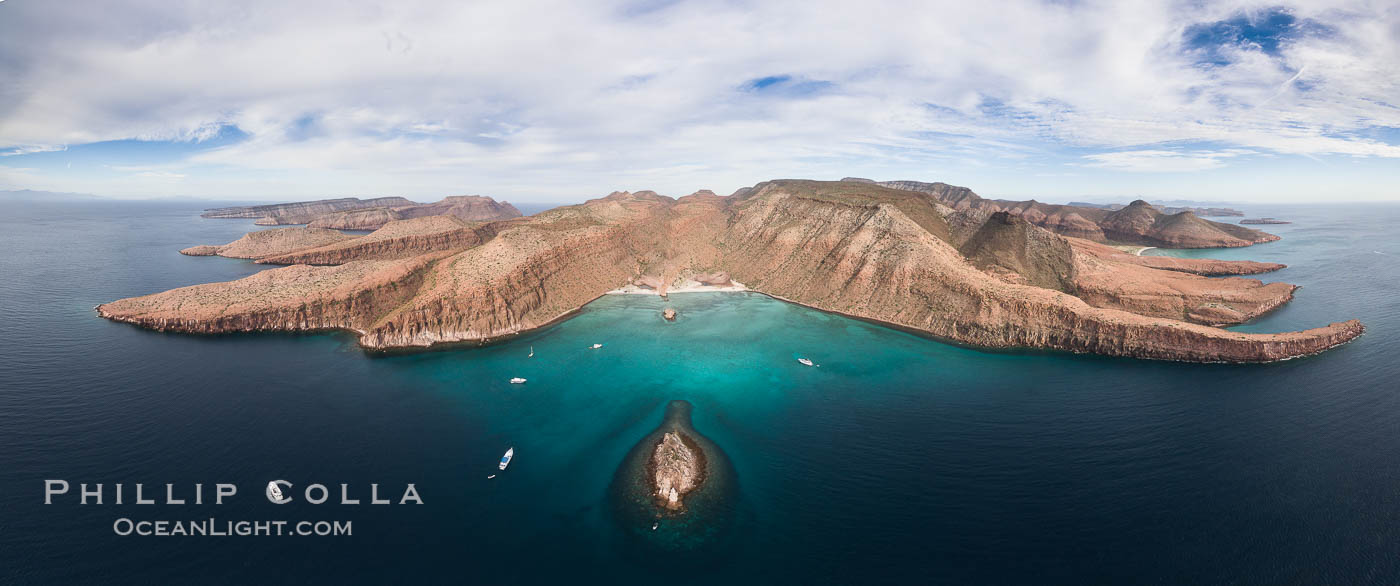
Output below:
[590,343,603,349]
[487,474,496,479]
[499,448,514,471]
[267,481,284,502]
[797,358,815,366]
[510,377,527,384]
[528,345,534,358]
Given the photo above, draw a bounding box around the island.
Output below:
[97,178,1364,363]
[1240,218,1292,225]
[609,400,737,550]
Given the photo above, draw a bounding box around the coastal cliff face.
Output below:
[179,227,354,259]
[874,179,1278,248]
[100,179,1362,363]
[98,252,451,337]
[258,216,501,265]
[1069,247,1297,325]
[714,182,1360,361]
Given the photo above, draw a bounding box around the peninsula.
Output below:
[202,195,522,230]
[98,179,1363,363]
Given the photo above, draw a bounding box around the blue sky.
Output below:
[1,0,1398,203]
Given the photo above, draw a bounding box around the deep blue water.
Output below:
[1,200,1397,584]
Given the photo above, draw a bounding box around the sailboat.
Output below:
[797,358,815,367]
[590,343,604,349]
[499,448,514,471]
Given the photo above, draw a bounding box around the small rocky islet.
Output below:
[609,400,737,553]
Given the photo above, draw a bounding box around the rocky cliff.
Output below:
[179,227,355,259]
[652,431,703,511]
[100,179,1362,363]
[306,208,405,230]
[397,195,523,222]
[259,216,502,265]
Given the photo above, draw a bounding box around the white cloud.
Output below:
[1081,149,1258,172]
[0,0,1397,200]
[0,144,67,156]
[131,171,186,180]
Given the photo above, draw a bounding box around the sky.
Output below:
[0,0,1398,204]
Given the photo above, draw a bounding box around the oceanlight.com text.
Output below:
[112,518,352,537]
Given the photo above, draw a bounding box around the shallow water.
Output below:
[1,200,1397,584]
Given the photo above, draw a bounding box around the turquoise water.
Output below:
[2,201,1398,584]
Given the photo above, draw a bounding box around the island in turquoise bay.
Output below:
[97,178,1363,363]
[610,400,738,553]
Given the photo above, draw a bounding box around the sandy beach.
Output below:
[606,279,748,295]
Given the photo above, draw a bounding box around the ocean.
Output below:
[1,199,1397,584]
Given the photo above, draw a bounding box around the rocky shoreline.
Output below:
[98,178,1364,363]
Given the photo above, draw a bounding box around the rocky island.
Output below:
[98,178,1363,363]
[610,400,736,551]
[1241,218,1292,225]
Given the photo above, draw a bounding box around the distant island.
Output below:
[202,195,522,230]
[1240,218,1292,225]
[98,179,1362,363]
[0,189,101,201]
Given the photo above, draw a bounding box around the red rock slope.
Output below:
[874,179,1279,248]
